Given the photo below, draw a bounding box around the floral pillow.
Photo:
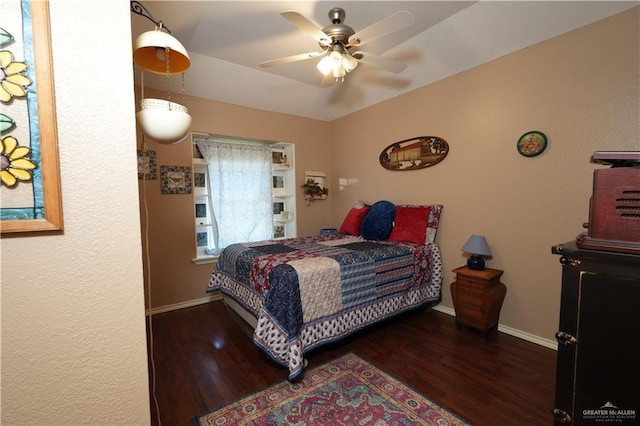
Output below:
[388,204,443,245]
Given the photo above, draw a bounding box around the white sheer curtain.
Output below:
[196,140,272,251]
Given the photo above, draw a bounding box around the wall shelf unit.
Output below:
[271,143,296,239]
[192,134,215,259]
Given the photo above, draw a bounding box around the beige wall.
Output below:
[138,91,332,310]
[5,3,633,425]
[140,7,639,346]
[1,0,150,424]
[329,7,639,341]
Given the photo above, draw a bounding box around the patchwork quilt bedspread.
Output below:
[206,234,443,380]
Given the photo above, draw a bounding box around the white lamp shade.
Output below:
[461,235,492,256]
[316,50,359,78]
[133,29,190,74]
[136,98,191,144]
[342,54,359,73]
[332,65,346,79]
[317,53,337,75]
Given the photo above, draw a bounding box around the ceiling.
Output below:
[130,1,637,121]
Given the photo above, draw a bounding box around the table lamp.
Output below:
[461,235,492,270]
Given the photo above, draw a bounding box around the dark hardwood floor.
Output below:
[147,301,556,425]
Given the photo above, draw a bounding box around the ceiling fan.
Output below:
[259,7,414,84]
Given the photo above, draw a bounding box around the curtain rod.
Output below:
[192,133,285,147]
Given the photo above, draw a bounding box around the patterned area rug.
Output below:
[193,352,470,425]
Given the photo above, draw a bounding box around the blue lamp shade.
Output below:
[461,235,492,270]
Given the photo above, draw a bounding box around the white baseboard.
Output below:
[432,305,557,351]
[431,304,456,317]
[146,297,557,350]
[146,294,221,316]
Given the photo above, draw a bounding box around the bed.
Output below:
[206,202,444,380]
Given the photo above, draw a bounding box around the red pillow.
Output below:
[339,206,370,236]
[388,205,432,245]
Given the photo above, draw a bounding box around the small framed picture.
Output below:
[272,175,284,189]
[160,166,192,194]
[137,150,157,180]
[273,202,284,215]
[273,172,286,196]
[196,231,208,247]
[194,172,206,187]
[272,150,289,168]
[195,203,207,218]
[272,150,283,164]
[274,225,285,239]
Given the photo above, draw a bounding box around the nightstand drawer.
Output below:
[456,285,484,309]
[456,275,492,289]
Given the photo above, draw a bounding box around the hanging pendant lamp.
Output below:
[136,98,192,144]
[133,25,190,75]
[131,1,191,144]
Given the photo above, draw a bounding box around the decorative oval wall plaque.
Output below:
[379,136,449,171]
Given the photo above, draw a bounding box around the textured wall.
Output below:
[135,7,639,347]
[1,1,150,424]
[328,7,639,343]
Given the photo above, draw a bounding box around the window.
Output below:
[191,134,295,261]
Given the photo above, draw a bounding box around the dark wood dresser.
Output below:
[551,241,640,425]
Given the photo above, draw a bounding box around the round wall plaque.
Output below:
[517,131,547,157]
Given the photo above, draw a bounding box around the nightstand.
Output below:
[450,266,506,336]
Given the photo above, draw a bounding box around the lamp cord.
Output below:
[141,139,162,425]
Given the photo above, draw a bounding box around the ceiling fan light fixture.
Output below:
[332,65,346,80]
[342,53,359,73]
[317,51,339,75]
[316,44,358,81]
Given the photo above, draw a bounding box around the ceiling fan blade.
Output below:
[348,11,413,47]
[281,11,332,46]
[259,51,324,68]
[352,51,407,74]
